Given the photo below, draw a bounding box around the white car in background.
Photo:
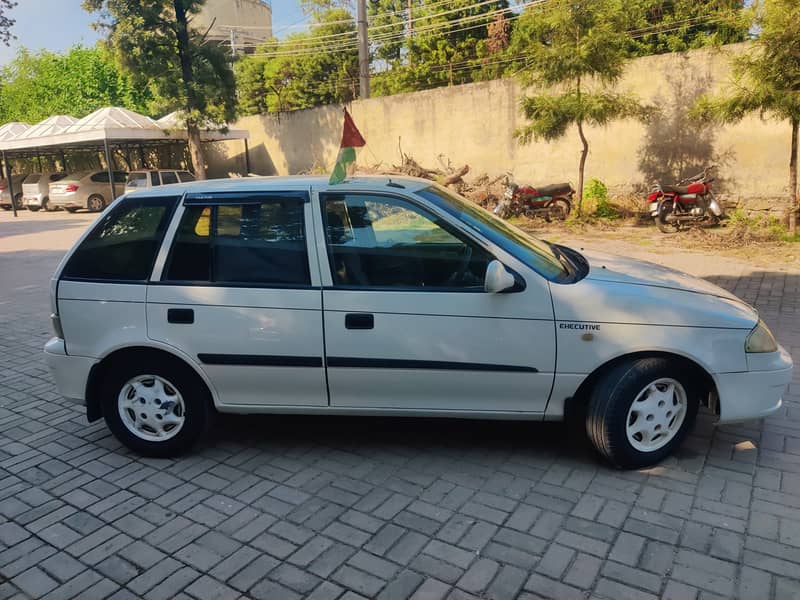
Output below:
[49,170,128,213]
[43,176,792,468]
[126,169,195,189]
[22,172,68,212]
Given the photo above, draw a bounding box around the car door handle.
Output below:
[345,313,374,330]
[167,308,194,324]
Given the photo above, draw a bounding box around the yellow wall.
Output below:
[212,44,792,205]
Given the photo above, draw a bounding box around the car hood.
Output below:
[582,250,741,302]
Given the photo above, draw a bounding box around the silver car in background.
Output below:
[49,170,127,213]
[23,172,68,212]
[0,174,29,210]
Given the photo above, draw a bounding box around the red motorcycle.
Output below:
[494,173,574,221]
[648,167,723,233]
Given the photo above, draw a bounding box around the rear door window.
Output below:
[150,171,162,186]
[164,197,310,286]
[62,196,179,281]
[178,171,195,183]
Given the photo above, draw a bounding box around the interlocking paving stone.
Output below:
[4,215,800,598]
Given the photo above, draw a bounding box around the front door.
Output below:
[147,191,327,407]
[317,191,556,414]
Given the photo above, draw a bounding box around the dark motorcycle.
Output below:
[648,167,723,233]
[494,174,574,221]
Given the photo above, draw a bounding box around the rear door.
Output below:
[147,190,327,407]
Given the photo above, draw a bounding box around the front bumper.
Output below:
[716,345,793,423]
[44,337,96,403]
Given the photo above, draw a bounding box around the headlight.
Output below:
[746,319,778,353]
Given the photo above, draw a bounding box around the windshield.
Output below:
[416,184,568,281]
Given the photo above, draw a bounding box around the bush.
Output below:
[584,179,619,219]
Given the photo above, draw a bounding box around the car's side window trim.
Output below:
[157,191,319,289]
[318,190,504,293]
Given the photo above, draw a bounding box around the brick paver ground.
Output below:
[2,212,800,599]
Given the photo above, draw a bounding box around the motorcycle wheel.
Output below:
[548,198,571,221]
[656,200,681,234]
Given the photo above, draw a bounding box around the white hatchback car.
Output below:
[44,176,792,468]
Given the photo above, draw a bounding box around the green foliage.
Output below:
[82,0,236,126]
[0,45,151,123]
[629,0,750,56]
[371,1,509,96]
[584,178,620,219]
[512,0,652,214]
[236,8,358,114]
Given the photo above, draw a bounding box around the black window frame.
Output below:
[320,191,506,293]
[60,195,180,284]
[160,191,313,289]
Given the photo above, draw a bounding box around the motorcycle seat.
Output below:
[534,183,573,196]
[662,184,690,194]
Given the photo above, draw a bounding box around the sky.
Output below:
[0,0,308,66]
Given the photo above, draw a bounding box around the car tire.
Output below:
[101,355,214,457]
[585,357,699,469]
[87,195,106,212]
[0,205,10,211]
[28,206,40,212]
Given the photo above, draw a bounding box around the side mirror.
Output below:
[485,260,517,294]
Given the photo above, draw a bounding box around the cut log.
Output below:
[443,165,470,186]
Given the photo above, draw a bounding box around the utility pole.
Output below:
[357,0,370,99]
[407,0,413,36]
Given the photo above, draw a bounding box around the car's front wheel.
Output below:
[101,356,213,457]
[586,357,699,469]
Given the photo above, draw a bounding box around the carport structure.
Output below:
[0,107,250,216]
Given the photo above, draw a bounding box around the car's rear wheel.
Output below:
[586,357,699,469]
[0,205,10,211]
[87,194,106,212]
[101,355,213,457]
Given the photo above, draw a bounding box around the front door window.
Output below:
[322,193,492,289]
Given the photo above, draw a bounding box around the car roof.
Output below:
[123,175,434,198]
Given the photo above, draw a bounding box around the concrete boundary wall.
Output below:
[211,43,791,206]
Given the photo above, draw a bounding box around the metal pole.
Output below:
[103,138,116,202]
[139,144,148,169]
[60,150,67,172]
[244,139,251,175]
[36,153,42,172]
[357,0,370,99]
[4,151,16,218]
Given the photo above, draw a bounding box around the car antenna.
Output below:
[386,177,405,189]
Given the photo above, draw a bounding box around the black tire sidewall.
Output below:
[101,356,211,457]
[589,358,699,469]
[88,195,105,212]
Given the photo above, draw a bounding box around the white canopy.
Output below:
[16,115,77,140]
[0,106,248,152]
[0,122,30,142]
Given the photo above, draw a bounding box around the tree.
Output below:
[630,0,749,56]
[236,8,358,114]
[0,46,151,123]
[0,0,16,46]
[511,0,652,214]
[82,0,236,179]
[371,1,509,96]
[694,0,800,232]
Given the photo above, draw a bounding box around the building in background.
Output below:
[195,0,273,54]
